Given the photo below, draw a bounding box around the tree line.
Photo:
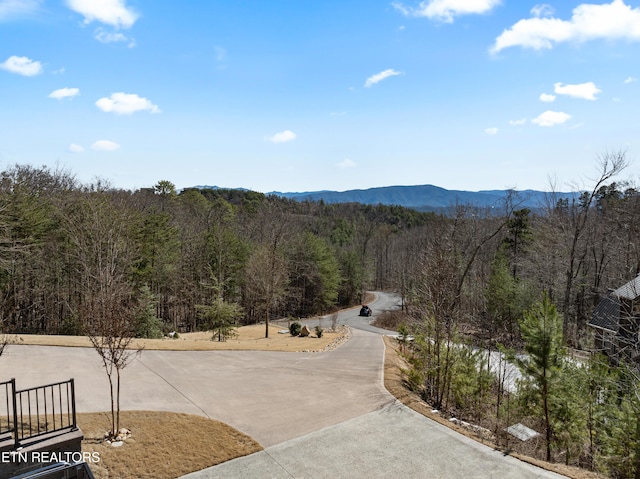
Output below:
[0,164,434,338]
[0,153,637,345]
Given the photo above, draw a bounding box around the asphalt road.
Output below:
[2,292,567,478]
[295,291,402,336]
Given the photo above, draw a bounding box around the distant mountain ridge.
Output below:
[195,184,575,211]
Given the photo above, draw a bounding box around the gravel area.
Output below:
[321,326,351,352]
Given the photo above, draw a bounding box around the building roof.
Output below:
[613,275,640,301]
[589,293,620,333]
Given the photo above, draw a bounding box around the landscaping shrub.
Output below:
[315,325,323,338]
[290,322,302,336]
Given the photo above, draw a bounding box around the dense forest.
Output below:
[1,154,634,343]
[3,152,640,476]
[0,163,436,336]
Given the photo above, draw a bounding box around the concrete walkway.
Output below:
[2,293,568,478]
[182,402,566,479]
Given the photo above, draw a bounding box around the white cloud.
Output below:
[539,93,556,102]
[624,76,637,83]
[265,130,296,143]
[49,87,80,100]
[393,0,501,23]
[485,127,498,135]
[531,4,554,18]
[0,0,42,20]
[68,144,84,153]
[532,110,571,126]
[337,158,357,168]
[96,92,160,114]
[95,28,127,43]
[392,2,411,15]
[554,81,601,100]
[0,55,42,76]
[364,69,402,88]
[66,0,138,29]
[491,0,640,54]
[91,140,120,151]
[509,118,527,125]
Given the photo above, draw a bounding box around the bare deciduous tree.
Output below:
[561,151,629,344]
[244,244,288,338]
[64,191,141,438]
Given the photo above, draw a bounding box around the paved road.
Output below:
[294,291,402,336]
[2,292,566,478]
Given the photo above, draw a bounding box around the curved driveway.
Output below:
[2,292,566,478]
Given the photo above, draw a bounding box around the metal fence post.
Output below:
[70,378,77,430]
[11,378,18,449]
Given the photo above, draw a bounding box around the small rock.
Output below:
[111,441,124,447]
[299,325,310,337]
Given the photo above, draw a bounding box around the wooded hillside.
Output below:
[0,154,636,350]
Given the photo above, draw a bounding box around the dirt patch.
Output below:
[13,324,346,353]
[382,336,605,479]
[79,410,261,479]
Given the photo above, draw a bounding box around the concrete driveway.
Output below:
[1,293,567,478]
[182,403,566,479]
[3,326,392,448]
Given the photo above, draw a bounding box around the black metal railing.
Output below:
[0,378,76,449]
[0,378,15,438]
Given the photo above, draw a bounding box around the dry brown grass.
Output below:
[13,324,341,352]
[382,336,606,479]
[78,411,261,479]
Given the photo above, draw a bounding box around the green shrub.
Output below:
[315,325,323,338]
[59,316,82,336]
[290,322,302,336]
[136,315,164,339]
[134,285,164,339]
[405,368,423,392]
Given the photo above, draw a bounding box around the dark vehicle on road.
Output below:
[359,305,372,317]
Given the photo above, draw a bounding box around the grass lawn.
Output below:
[13,323,343,352]
[78,411,261,479]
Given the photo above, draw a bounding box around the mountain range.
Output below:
[196,184,576,212]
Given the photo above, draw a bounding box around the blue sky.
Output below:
[1,0,639,193]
